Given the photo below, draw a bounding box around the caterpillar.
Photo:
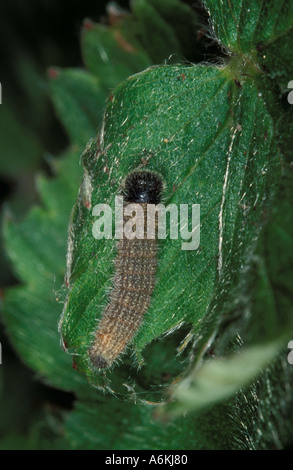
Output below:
[89,170,164,369]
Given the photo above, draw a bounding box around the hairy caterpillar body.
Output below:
[89,170,164,369]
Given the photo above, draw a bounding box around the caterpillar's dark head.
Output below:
[123,170,164,204]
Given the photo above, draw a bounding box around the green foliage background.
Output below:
[0,0,292,450]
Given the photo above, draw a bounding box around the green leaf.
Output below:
[64,394,220,450]
[163,339,286,417]
[60,62,279,393]
[2,148,88,392]
[204,0,293,91]
[205,0,293,53]
[49,69,107,147]
[146,0,198,60]
[131,0,182,63]
[0,104,41,177]
[231,356,293,449]
[259,28,293,90]
[161,161,293,445]
[0,351,68,450]
[81,20,152,90]
[245,167,293,339]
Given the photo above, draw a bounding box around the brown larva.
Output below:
[88,170,164,369]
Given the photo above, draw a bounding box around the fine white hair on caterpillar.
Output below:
[88,170,164,369]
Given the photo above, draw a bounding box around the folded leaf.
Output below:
[60,63,279,393]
